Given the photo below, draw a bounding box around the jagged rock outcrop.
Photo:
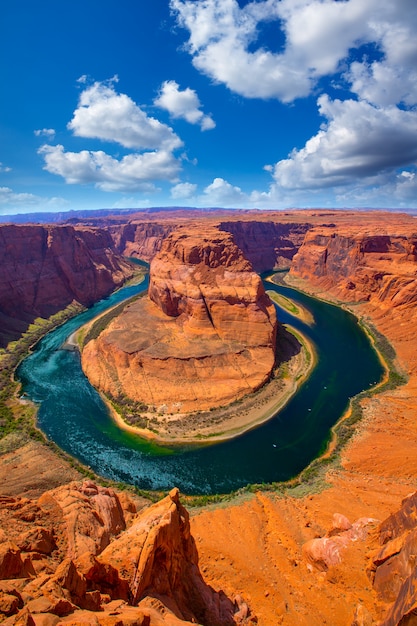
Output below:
[0,224,133,347]
[369,491,417,625]
[82,225,277,413]
[289,224,417,308]
[0,483,253,625]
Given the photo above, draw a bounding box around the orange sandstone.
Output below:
[81,225,277,413]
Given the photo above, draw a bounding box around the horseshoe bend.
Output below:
[80,224,291,441]
[3,208,417,625]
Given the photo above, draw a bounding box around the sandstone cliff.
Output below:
[82,225,277,414]
[0,482,253,625]
[0,224,133,347]
[4,209,417,625]
[109,221,176,262]
[107,218,312,270]
[218,220,311,272]
[289,223,417,308]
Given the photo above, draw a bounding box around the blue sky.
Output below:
[1,0,417,214]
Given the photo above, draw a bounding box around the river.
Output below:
[17,274,383,495]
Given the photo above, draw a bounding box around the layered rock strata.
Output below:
[109,220,176,262]
[290,224,417,308]
[0,482,252,625]
[218,220,311,272]
[82,226,277,413]
[0,224,133,347]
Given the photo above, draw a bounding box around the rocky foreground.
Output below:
[81,225,277,414]
[0,481,253,625]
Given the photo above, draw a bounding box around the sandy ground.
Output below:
[0,440,81,499]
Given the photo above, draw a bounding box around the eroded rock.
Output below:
[82,225,277,414]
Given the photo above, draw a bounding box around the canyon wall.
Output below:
[0,224,133,347]
[289,224,417,308]
[106,217,313,270]
[108,220,176,262]
[82,225,277,414]
[218,220,311,272]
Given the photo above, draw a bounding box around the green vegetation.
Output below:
[0,266,409,509]
[108,392,149,428]
[81,289,147,347]
[267,290,300,315]
[0,304,85,446]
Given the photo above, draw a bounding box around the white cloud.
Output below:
[0,163,12,173]
[0,186,68,214]
[68,79,182,151]
[171,0,385,102]
[34,128,56,139]
[155,80,215,130]
[171,0,417,108]
[202,177,248,205]
[170,182,198,199]
[39,144,181,192]
[269,95,417,189]
[37,79,185,194]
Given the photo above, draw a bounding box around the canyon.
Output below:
[0,224,133,347]
[1,208,417,624]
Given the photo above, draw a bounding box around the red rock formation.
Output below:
[368,492,417,625]
[109,221,176,261]
[0,483,252,625]
[0,224,133,347]
[289,223,417,308]
[218,220,311,272]
[82,225,277,413]
[107,218,312,270]
[303,513,378,572]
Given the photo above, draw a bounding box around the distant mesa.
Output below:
[81,225,278,414]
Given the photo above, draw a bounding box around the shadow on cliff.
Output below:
[275,323,302,369]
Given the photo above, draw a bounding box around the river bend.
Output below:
[17,275,383,494]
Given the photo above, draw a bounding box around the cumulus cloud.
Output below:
[39,144,181,192]
[171,0,417,108]
[34,128,56,139]
[171,0,386,102]
[155,80,215,130]
[68,79,182,151]
[0,163,12,173]
[170,182,198,199]
[0,186,68,214]
[37,79,186,194]
[202,177,248,205]
[268,96,417,189]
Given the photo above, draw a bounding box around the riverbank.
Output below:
[101,324,316,446]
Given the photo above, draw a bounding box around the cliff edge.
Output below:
[0,224,134,347]
[81,225,277,415]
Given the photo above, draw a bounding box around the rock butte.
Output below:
[2,208,417,624]
[81,225,277,413]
